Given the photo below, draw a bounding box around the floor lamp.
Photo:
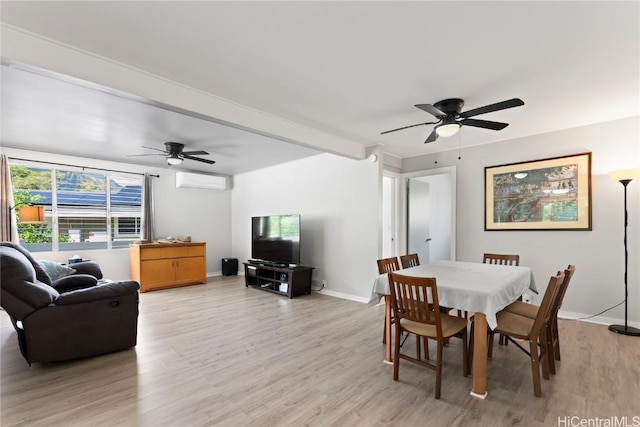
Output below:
[608,168,640,336]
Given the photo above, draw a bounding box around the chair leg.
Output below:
[423,336,430,360]
[393,324,401,381]
[468,322,474,372]
[487,331,494,358]
[435,341,443,399]
[529,340,542,397]
[546,324,556,375]
[553,317,561,361]
[540,330,551,381]
[462,328,469,378]
[382,316,386,344]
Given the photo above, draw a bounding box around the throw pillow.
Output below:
[38,260,76,281]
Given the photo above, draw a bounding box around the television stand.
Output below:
[243,262,314,298]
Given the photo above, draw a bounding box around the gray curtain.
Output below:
[141,173,154,243]
[0,155,19,242]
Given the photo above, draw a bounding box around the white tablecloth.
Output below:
[370,260,537,330]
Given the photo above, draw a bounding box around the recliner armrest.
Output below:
[54,280,140,305]
[52,274,98,292]
[68,261,103,279]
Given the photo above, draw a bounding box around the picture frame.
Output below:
[485,152,592,231]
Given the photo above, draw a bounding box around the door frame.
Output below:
[381,170,401,258]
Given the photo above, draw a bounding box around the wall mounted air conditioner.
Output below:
[175,172,227,191]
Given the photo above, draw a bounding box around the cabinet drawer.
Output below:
[140,246,191,260]
[187,245,205,257]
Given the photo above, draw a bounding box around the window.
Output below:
[10,163,143,252]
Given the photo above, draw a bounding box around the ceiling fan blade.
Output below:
[183,154,216,165]
[381,121,439,135]
[181,150,209,156]
[126,153,165,157]
[459,98,524,118]
[140,145,168,153]
[460,118,509,130]
[424,129,439,143]
[415,104,446,117]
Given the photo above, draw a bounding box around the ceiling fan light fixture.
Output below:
[167,153,183,165]
[435,121,461,138]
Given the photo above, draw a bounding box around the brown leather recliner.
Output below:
[0,242,140,364]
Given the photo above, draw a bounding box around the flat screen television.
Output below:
[251,214,301,265]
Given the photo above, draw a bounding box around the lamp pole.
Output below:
[608,170,640,336]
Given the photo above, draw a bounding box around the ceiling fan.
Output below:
[128,142,216,166]
[381,98,524,143]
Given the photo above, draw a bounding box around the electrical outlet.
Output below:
[523,293,532,304]
[322,280,326,288]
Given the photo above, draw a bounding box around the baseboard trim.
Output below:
[317,288,369,304]
[558,309,640,329]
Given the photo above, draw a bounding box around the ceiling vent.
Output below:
[175,172,227,191]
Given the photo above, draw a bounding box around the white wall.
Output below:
[402,116,640,326]
[231,153,380,302]
[1,147,232,279]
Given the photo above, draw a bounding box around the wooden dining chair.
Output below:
[377,256,400,275]
[502,265,576,375]
[388,272,468,399]
[455,253,522,322]
[401,253,454,320]
[380,255,434,359]
[400,253,420,269]
[483,253,520,266]
[377,257,401,345]
[470,270,564,397]
[481,253,521,347]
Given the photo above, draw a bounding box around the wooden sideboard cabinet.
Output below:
[130,242,207,292]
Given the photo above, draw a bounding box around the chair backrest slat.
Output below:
[389,272,442,337]
[549,265,576,318]
[400,253,420,269]
[531,271,565,339]
[483,253,520,266]
[377,257,400,275]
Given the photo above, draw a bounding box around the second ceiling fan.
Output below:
[381,97,524,143]
[129,142,216,166]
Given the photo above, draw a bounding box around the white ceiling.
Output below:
[0,62,323,175]
[1,1,638,174]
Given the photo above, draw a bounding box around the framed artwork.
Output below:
[485,152,592,231]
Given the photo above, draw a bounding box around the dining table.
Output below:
[370,260,537,399]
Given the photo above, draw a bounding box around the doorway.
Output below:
[406,171,455,262]
[381,166,456,262]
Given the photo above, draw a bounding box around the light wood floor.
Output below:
[2,275,639,426]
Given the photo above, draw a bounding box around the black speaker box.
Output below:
[221,258,238,276]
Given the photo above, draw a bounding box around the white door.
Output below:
[407,178,432,263]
